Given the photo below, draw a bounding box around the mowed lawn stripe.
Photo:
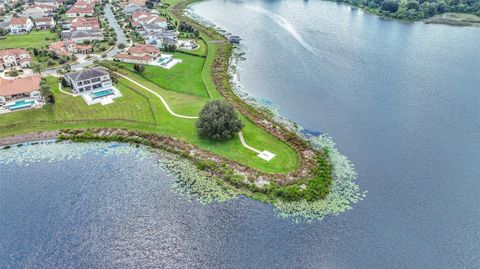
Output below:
[0,30,59,50]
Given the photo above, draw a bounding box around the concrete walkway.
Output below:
[114,72,275,160]
[58,83,76,96]
[115,72,198,119]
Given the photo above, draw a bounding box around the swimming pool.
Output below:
[91,89,113,99]
[7,100,35,111]
[157,57,173,66]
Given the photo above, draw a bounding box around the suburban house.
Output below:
[63,29,104,42]
[131,11,167,28]
[65,1,94,17]
[48,40,92,56]
[119,0,146,8]
[63,67,122,105]
[114,44,160,64]
[0,75,42,111]
[80,0,101,4]
[9,17,34,34]
[23,5,55,18]
[34,0,61,7]
[0,49,32,71]
[64,67,112,94]
[67,17,100,31]
[122,3,148,16]
[144,30,177,49]
[34,17,56,30]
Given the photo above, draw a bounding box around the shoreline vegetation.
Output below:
[0,0,365,220]
[326,0,480,27]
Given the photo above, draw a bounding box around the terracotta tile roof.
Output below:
[114,53,153,61]
[75,44,92,50]
[126,44,159,55]
[70,17,99,29]
[48,40,75,50]
[0,48,30,58]
[34,17,54,23]
[29,4,55,11]
[10,17,29,25]
[66,6,93,14]
[0,75,42,96]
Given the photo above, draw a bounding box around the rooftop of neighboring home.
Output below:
[69,17,100,29]
[114,53,153,61]
[68,29,104,39]
[119,0,146,7]
[10,17,30,26]
[0,48,31,58]
[66,1,94,14]
[126,44,160,55]
[72,0,94,8]
[65,67,109,82]
[26,4,56,11]
[122,3,148,14]
[66,6,94,14]
[0,75,42,96]
[34,0,62,5]
[34,17,55,23]
[48,40,92,55]
[131,10,166,27]
[49,39,75,49]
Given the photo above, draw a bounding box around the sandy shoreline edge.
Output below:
[0,131,60,147]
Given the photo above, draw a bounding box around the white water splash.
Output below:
[246,5,318,55]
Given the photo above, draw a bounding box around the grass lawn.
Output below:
[0,74,299,173]
[0,0,301,174]
[120,52,209,97]
[0,30,59,50]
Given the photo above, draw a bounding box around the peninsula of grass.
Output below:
[0,30,59,50]
[0,0,334,203]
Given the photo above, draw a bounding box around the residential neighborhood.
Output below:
[0,0,202,113]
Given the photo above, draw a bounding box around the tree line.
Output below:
[338,0,480,20]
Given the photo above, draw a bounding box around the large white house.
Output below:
[64,67,112,94]
[63,67,122,105]
[9,17,34,34]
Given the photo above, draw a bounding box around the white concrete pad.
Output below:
[100,98,114,105]
[258,150,276,161]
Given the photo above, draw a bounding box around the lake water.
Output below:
[1,0,480,268]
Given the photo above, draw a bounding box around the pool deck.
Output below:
[0,99,43,114]
[151,54,182,69]
[80,86,123,106]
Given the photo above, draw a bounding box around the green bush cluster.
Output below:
[337,0,480,20]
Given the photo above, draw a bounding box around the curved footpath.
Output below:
[115,72,276,160]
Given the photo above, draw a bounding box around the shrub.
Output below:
[133,63,145,73]
[196,100,244,141]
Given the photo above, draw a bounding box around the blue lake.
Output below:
[1,0,480,267]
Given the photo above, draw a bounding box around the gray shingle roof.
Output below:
[65,67,109,82]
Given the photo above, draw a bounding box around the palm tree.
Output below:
[64,63,71,73]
